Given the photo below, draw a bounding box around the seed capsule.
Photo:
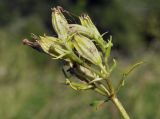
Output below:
[79,14,100,39]
[51,7,69,40]
[37,36,59,57]
[73,34,102,66]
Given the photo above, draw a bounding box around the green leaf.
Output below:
[52,52,70,59]
[105,36,113,61]
[89,77,103,84]
[116,61,144,92]
[101,32,109,37]
[109,59,117,73]
[90,99,109,110]
[65,78,93,91]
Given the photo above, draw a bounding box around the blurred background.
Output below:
[0,0,160,119]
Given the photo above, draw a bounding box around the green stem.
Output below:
[94,88,107,96]
[111,96,130,119]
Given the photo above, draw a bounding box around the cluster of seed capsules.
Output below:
[23,6,116,97]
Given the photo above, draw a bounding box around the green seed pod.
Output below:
[69,24,106,53]
[79,14,100,39]
[51,7,69,40]
[36,36,58,57]
[69,24,93,37]
[49,44,70,60]
[37,35,69,60]
[73,34,102,66]
[78,65,95,78]
[79,15,107,53]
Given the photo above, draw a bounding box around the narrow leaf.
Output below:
[105,36,113,61]
[116,61,144,92]
[90,99,109,110]
[109,59,117,73]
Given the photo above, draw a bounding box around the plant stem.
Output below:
[111,96,130,119]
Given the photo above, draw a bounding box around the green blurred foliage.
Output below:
[0,0,160,119]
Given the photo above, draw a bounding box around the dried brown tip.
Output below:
[22,39,43,52]
[51,6,69,14]
[51,6,62,13]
